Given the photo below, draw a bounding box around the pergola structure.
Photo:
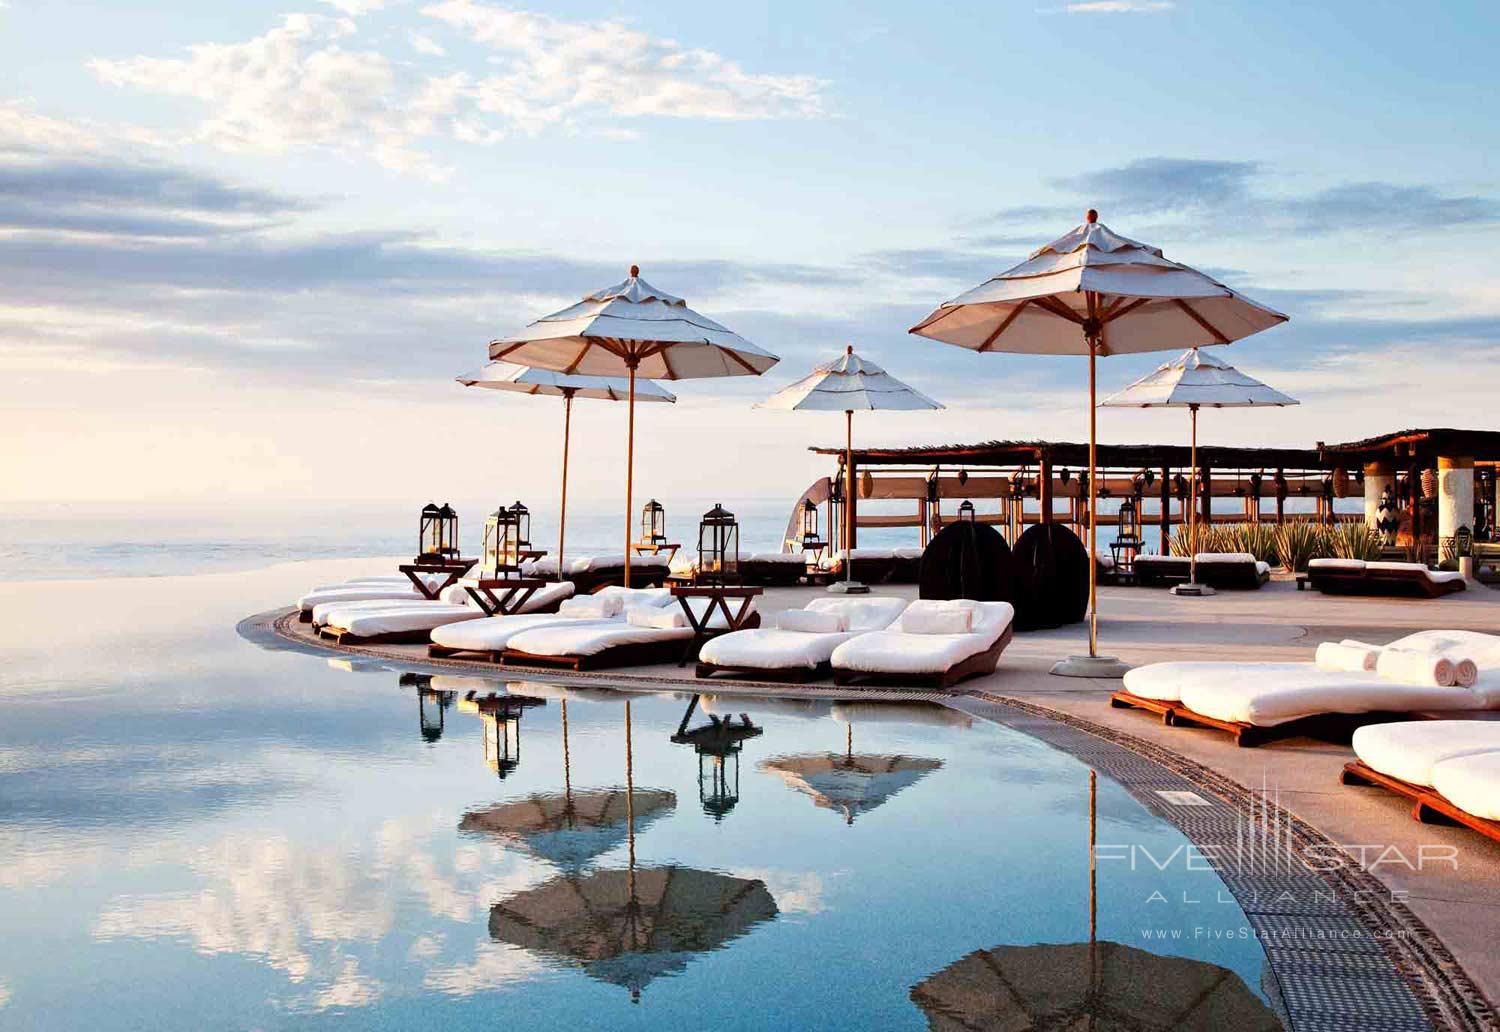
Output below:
[794,429,1500,559]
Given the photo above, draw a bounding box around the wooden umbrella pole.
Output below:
[845,408,854,584]
[559,391,572,581]
[1189,403,1199,587]
[623,363,636,589]
[1088,340,1099,657]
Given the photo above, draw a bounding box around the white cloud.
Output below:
[409,31,446,56]
[86,5,828,177]
[320,0,385,14]
[425,0,827,131]
[1064,1,1174,11]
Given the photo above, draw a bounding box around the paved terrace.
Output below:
[265,569,1500,1027]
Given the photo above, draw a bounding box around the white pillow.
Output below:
[776,609,848,634]
[626,607,686,629]
[559,594,622,620]
[903,605,974,635]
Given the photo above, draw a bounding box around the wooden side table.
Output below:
[463,577,550,616]
[399,560,477,599]
[670,585,762,666]
[634,541,681,563]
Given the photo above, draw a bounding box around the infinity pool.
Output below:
[0,561,1285,1029]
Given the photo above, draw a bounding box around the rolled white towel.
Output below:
[626,607,686,629]
[559,594,623,620]
[1375,648,1456,688]
[1316,641,1380,673]
[1447,655,1480,689]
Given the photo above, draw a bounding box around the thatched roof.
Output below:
[809,439,1328,470]
[1318,428,1500,462]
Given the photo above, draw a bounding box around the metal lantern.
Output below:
[482,708,523,779]
[1173,473,1189,501]
[1273,470,1289,501]
[483,501,530,574]
[1117,499,1140,544]
[829,475,844,504]
[800,498,820,546]
[419,501,460,562]
[697,503,740,585]
[957,500,976,522]
[641,498,667,545]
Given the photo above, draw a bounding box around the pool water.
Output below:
[0,561,1285,1030]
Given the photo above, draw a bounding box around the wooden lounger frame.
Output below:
[1308,566,1466,599]
[501,613,762,672]
[1109,690,1415,748]
[738,559,808,587]
[695,660,832,683]
[847,556,898,585]
[318,624,441,646]
[1341,760,1500,845]
[832,625,1014,690]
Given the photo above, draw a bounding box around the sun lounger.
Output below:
[428,586,673,661]
[297,572,452,621]
[562,553,671,592]
[457,577,574,616]
[696,596,910,681]
[316,598,485,645]
[829,599,1015,689]
[739,552,808,587]
[503,595,760,671]
[1342,721,1500,844]
[1132,553,1269,589]
[1112,629,1500,746]
[1306,558,1466,598]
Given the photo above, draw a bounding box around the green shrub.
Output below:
[1274,523,1330,573]
[1224,523,1280,565]
[1327,522,1383,561]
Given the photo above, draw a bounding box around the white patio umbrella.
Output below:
[757,345,942,593]
[458,362,676,578]
[489,267,778,586]
[910,211,1288,677]
[1102,348,1297,596]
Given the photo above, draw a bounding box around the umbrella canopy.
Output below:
[458,362,678,403]
[488,268,778,380]
[460,788,676,870]
[909,940,1282,1031]
[1100,348,1296,409]
[1103,349,1297,592]
[489,865,778,996]
[756,347,942,412]
[458,363,676,576]
[759,753,943,824]
[910,212,1288,674]
[487,267,778,586]
[758,346,941,592]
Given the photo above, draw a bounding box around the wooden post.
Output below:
[1159,465,1172,555]
[845,410,858,553]
[1039,454,1054,525]
[557,391,573,580]
[622,362,637,588]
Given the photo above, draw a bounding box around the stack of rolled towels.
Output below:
[1315,639,1479,688]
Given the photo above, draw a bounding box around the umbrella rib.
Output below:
[563,339,594,375]
[1172,299,1231,344]
[723,347,762,375]
[1103,297,1150,323]
[1030,295,1085,325]
[975,300,1029,351]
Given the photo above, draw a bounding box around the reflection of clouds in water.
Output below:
[734,868,829,915]
[0,828,111,890]
[92,820,552,1011]
[0,979,10,1008]
[423,942,549,997]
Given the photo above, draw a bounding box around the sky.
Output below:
[2,0,1498,516]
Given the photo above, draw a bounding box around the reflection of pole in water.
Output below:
[625,700,635,892]
[846,721,852,764]
[1088,768,1098,1032]
[561,699,571,804]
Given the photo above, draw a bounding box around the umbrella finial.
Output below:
[1085,209,1098,224]
[846,344,854,355]
[629,264,639,277]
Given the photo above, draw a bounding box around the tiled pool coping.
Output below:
[246,607,1497,1031]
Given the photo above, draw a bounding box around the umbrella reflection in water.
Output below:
[909,771,1283,1031]
[760,716,943,825]
[489,700,779,999]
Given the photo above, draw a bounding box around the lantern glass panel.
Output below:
[800,499,820,545]
[697,504,740,585]
[957,500,976,523]
[1118,499,1140,543]
[698,750,740,819]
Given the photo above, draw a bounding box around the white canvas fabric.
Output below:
[1310,558,1365,570]
[506,620,693,658]
[312,596,456,626]
[902,606,973,635]
[488,269,777,380]
[910,218,1288,356]
[757,348,941,413]
[1352,721,1500,788]
[1102,348,1297,409]
[300,585,423,613]
[457,362,677,403]
[1432,752,1500,821]
[430,612,603,652]
[830,601,1013,675]
[698,597,908,671]
[776,609,847,633]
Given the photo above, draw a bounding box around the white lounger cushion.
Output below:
[699,597,909,672]
[1352,721,1500,788]
[431,612,606,652]
[1310,558,1365,570]
[327,604,483,637]
[311,596,447,626]
[776,609,847,633]
[1195,552,1257,564]
[507,595,752,658]
[830,601,1013,675]
[454,578,575,614]
[745,552,806,564]
[1432,752,1500,821]
[300,586,424,612]
[1366,561,1466,584]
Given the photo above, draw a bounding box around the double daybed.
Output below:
[1343,720,1500,844]
[1132,552,1271,590]
[738,553,809,587]
[1304,558,1467,598]
[503,591,758,671]
[1113,630,1500,746]
[521,553,670,592]
[297,574,452,622]
[305,573,572,646]
[831,599,1014,689]
[696,596,910,681]
[428,586,676,663]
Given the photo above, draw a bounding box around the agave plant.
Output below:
[1274,522,1330,573]
[1223,523,1280,565]
[1168,525,1230,556]
[1328,522,1383,561]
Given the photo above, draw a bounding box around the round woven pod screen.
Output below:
[917,521,1015,604]
[1010,523,1090,631]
